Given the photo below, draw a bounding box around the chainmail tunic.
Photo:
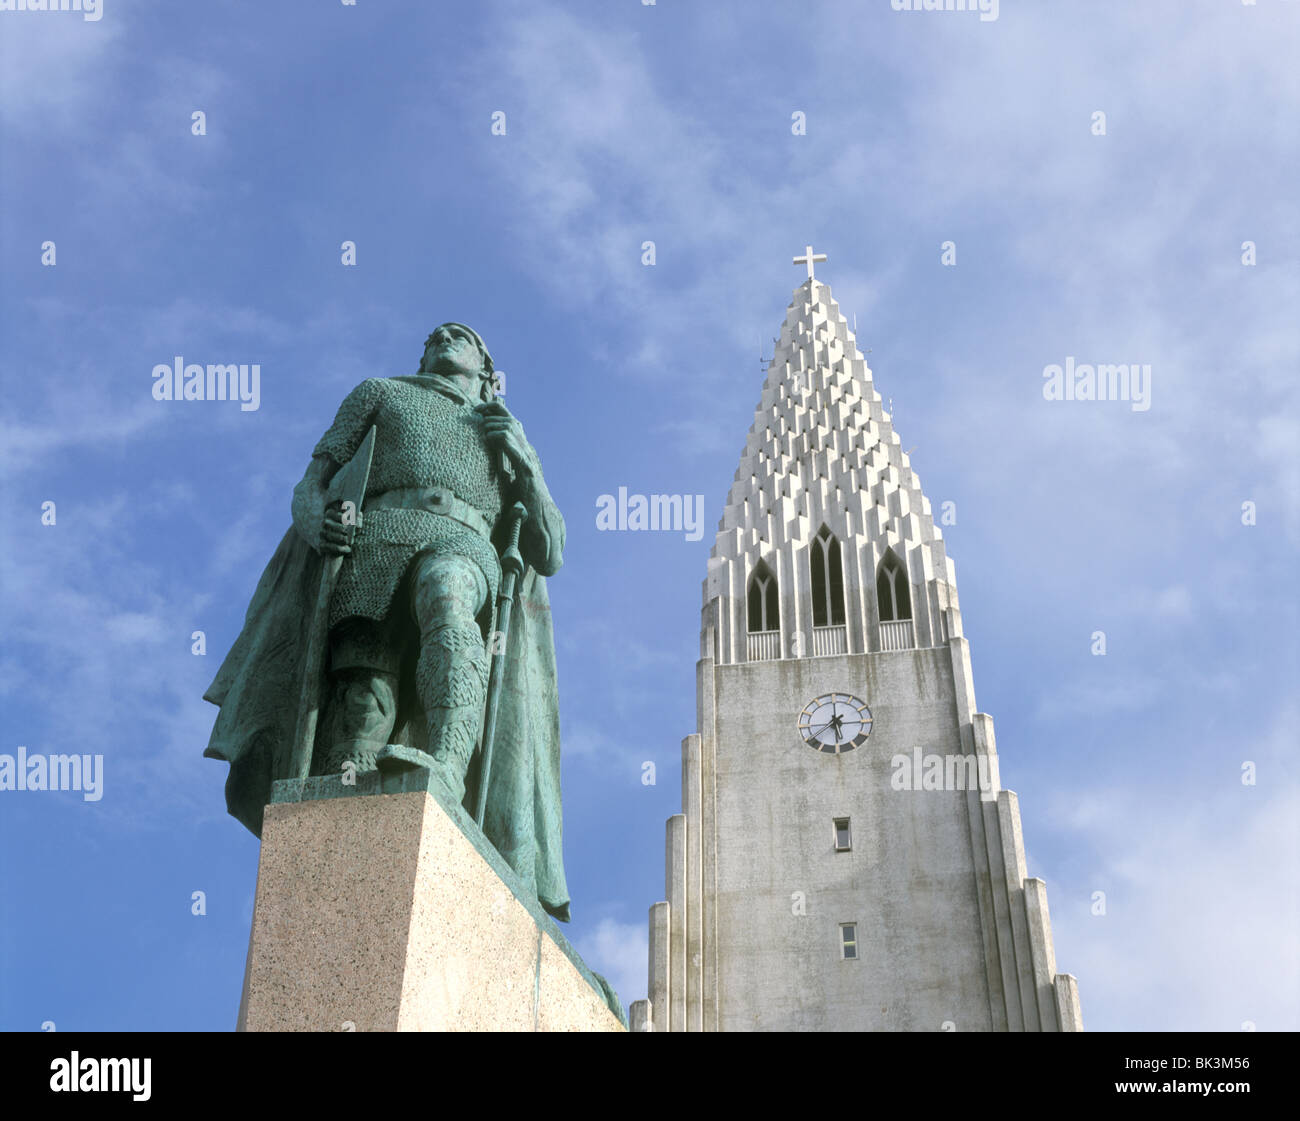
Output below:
[311,376,505,628]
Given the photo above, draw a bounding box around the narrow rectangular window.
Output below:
[840,922,858,960]
[833,817,852,852]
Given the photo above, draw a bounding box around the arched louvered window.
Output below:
[810,526,846,628]
[747,561,780,633]
[876,549,912,622]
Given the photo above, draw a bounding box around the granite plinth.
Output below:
[237,770,625,1032]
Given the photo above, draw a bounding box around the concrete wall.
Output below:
[710,647,993,1031]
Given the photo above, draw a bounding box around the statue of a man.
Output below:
[203,324,573,921]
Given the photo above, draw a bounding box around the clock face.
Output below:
[798,693,872,754]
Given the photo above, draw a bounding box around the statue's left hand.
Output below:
[477,399,563,575]
[475,400,532,473]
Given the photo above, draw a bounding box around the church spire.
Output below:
[636,255,1082,1034]
[634,257,1082,1034]
[702,263,960,665]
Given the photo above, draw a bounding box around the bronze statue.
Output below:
[203,324,573,921]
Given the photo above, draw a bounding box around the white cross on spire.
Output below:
[793,244,827,280]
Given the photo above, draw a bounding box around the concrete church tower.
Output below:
[633,251,1082,1033]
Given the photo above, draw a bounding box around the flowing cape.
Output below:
[202,527,572,922]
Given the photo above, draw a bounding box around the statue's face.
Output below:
[424,324,484,380]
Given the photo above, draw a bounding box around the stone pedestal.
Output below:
[237,770,625,1032]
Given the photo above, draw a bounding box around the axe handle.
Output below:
[286,425,375,785]
[289,552,343,782]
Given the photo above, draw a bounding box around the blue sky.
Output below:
[1,0,1296,1031]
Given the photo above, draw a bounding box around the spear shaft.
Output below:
[475,500,527,827]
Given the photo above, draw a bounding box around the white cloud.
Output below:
[0,483,249,828]
[103,611,168,644]
[1033,676,1164,721]
[1051,787,1299,1031]
[575,916,649,1011]
[1148,586,1192,620]
[1043,704,1299,1030]
[0,8,121,130]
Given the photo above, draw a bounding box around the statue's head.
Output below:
[418,323,495,402]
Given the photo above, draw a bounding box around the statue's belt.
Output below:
[364,487,492,539]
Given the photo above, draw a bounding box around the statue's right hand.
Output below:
[318,504,354,556]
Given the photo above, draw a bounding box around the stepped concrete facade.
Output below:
[632,272,1082,1032]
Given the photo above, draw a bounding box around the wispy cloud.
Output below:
[575,916,649,1011]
